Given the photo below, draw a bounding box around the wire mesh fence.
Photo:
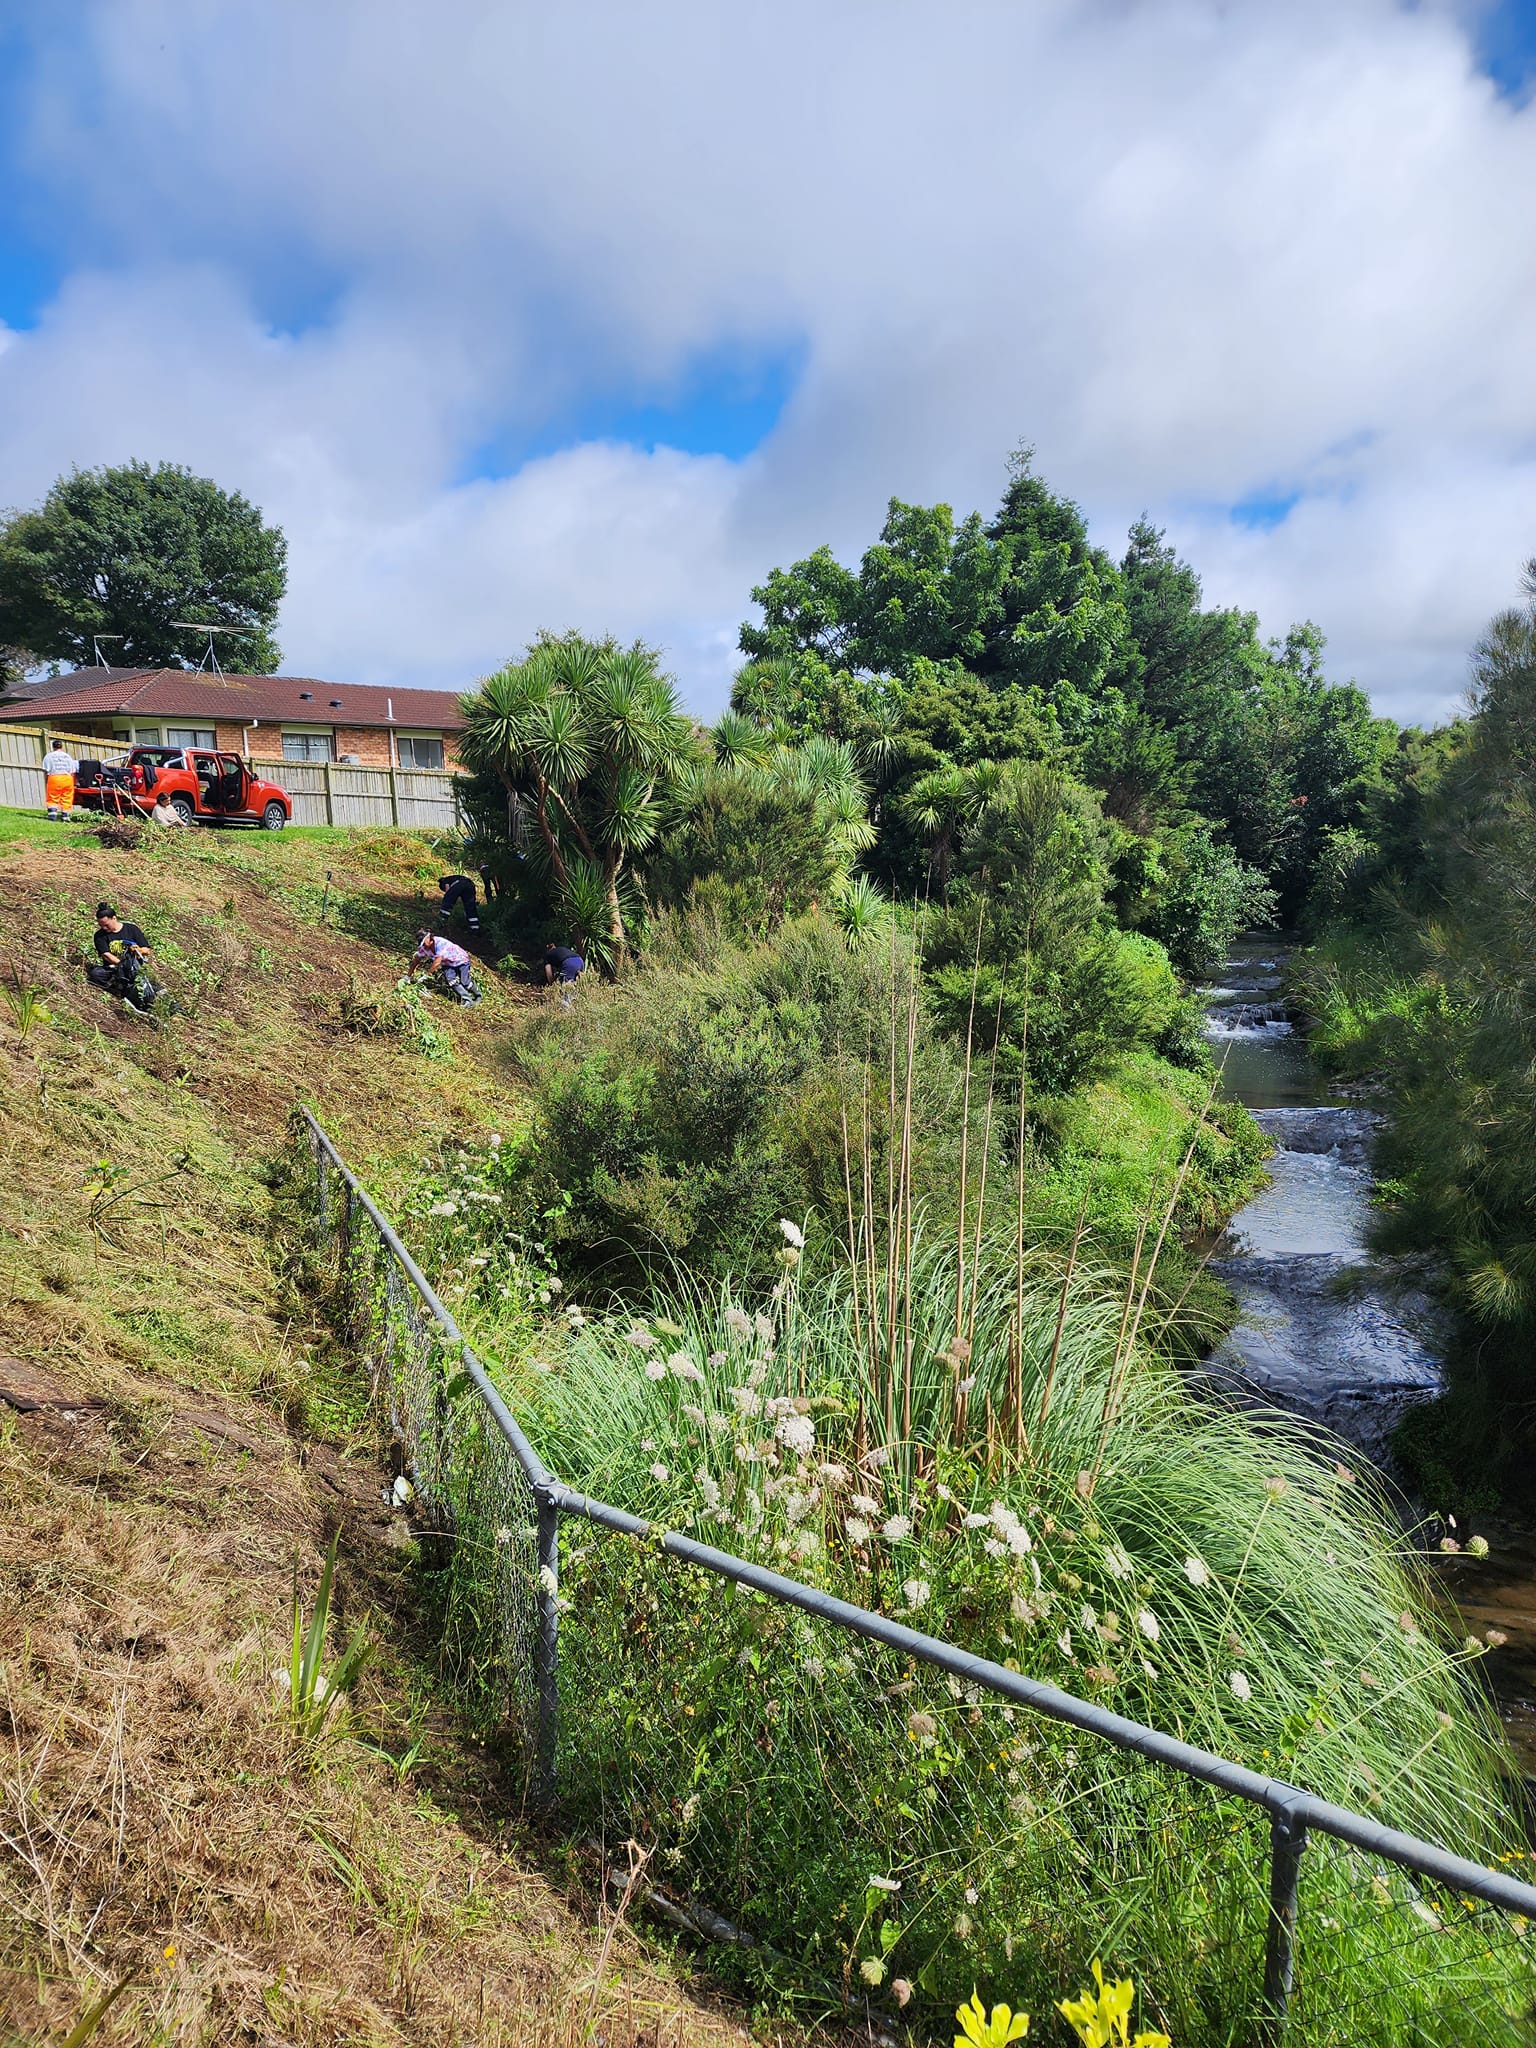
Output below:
[311,1127,546,1777]
[297,1108,1536,2044]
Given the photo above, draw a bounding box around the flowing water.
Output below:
[1198,939,1445,1466]
[1200,939,1536,1766]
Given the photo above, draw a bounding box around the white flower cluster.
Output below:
[777,1413,815,1457]
[965,1500,1033,1557]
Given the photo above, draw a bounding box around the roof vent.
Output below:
[329,699,342,708]
[299,691,313,701]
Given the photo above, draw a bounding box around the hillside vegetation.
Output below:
[0,817,775,2047]
[1291,563,1536,1509]
[5,455,1532,2045]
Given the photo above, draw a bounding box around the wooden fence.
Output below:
[0,722,461,832]
[273,758,461,830]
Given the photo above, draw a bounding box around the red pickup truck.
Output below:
[80,748,293,829]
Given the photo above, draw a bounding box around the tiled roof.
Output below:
[4,668,466,730]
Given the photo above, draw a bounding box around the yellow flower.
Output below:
[955,1991,1030,2047]
[163,1943,176,1961]
[1058,1962,1169,2048]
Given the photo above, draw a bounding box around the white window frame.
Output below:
[280,727,336,763]
[395,731,446,770]
[165,726,216,750]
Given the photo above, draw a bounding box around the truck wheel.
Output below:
[261,801,288,831]
[170,795,196,825]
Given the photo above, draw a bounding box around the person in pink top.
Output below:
[410,928,482,1005]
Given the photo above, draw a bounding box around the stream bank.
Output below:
[1198,937,1536,1766]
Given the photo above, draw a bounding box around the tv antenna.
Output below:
[92,634,124,668]
[169,622,247,679]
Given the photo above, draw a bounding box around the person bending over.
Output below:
[541,941,585,1007]
[541,942,585,987]
[411,929,482,1005]
[437,874,481,933]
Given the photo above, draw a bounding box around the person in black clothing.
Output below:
[541,942,585,985]
[88,903,158,1011]
[437,874,481,934]
[541,942,585,1007]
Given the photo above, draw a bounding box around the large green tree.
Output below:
[0,460,287,672]
[924,760,1187,1095]
[736,453,1397,922]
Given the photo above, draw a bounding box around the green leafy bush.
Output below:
[505,916,964,1285]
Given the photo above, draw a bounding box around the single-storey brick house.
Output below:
[2,669,467,771]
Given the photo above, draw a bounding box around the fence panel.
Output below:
[0,721,133,811]
[296,1107,1536,2046]
[393,767,459,830]
[262,759,331,826]
[327,763,393,828]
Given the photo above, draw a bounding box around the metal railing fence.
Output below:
[297,1107,1536,2044]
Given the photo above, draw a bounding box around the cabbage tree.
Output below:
[460,635,693,969]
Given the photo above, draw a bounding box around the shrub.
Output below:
[505,916,965,1285]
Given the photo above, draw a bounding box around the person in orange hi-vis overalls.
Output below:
[42,739,78,820]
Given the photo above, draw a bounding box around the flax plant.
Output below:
[280,1536,370,1753]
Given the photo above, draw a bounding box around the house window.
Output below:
[282,731,334,763]
[132,727,163,745]
[165,727,216,750]
[396,734,444,769]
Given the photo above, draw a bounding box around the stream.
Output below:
[1200,938,1536,1768]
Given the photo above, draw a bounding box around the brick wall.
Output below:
[330,724,391,766]
[229,720,463,769]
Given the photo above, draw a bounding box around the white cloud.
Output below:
[0,0,1533,720]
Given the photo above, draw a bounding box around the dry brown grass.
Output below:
[0,1387,764,2046]
[0,825,796,2048]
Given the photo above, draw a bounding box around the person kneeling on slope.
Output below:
[411,929,482,1005]
[87,902,160,1012]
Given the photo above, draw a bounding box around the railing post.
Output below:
[1259,1801,1307,2043]
[315,1137,329,1234]
[533,1488,560,1811]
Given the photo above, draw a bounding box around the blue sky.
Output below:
[1,0,1534,722]
[1473,0,1536,94]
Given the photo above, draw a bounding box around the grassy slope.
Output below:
[0,815,764,2048]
